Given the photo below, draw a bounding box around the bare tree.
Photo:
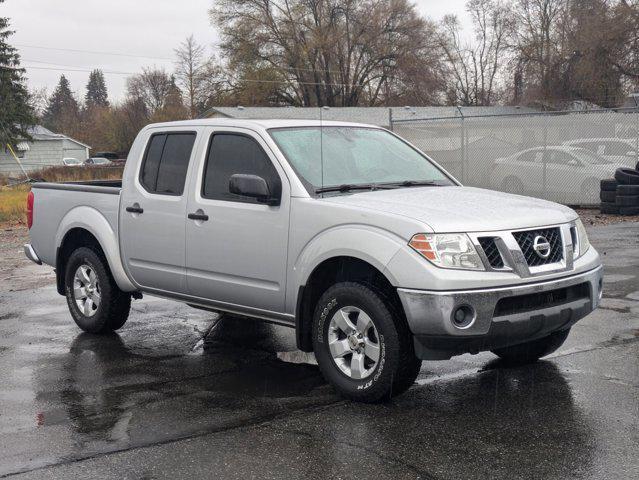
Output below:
[210,0,446,107]
[29,87,49,118]
[127,68,179,115]
[440,0,512,106]
[509,0,569,103]
[175,36,206,118]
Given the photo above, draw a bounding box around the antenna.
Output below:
[320,105,324,192]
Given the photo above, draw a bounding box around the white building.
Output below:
[0,126,90,177]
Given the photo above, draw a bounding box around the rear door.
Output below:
[120,130,198,294]
[185,128,290,314]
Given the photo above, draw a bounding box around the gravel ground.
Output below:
[0,220,54,293]
[576,208,639,227]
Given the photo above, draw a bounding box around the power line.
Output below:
[23,58,99,69]
[15,43,345,75]
[22,64,361,88]
[23,65,136,76]
[15,44,174,62]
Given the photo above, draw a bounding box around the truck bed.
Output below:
[30,180,122,268]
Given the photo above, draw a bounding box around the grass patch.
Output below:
[0,185,29,223]
[1,165,124,186]
[0,166,124,223]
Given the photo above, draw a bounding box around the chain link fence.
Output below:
[391,108,639,206]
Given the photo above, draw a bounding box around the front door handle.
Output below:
[188,212,209,222]
[126,205,144,214]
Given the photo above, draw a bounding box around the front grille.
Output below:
[494,283,590,317]
[512,227,563,267]
[478,237,504,269]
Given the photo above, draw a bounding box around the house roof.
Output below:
[205,106,540,126]
[27,125,91,149]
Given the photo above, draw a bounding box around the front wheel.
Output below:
[491,328,570,364]
[64,247,131,334]
[312,282,421,403]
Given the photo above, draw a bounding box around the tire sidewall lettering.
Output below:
[357,334,385,390]
[317,298,337,344]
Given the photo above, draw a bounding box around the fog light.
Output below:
[452,305,475,329]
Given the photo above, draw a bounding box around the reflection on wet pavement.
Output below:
[0,222,638,479]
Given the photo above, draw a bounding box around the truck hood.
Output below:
[321,186,578,233]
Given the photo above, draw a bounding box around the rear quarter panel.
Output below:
[29,187,136,291]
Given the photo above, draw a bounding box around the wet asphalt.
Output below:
[0,223,638,479]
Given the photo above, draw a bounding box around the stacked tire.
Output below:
[600,167,639,215]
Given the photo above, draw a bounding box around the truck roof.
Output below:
[144,118,380,130]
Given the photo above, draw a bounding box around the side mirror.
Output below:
[229,174,280,206]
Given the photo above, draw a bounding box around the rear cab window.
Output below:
[140,132,196,195]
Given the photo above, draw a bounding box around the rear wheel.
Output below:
[312,282,421,403]
[491,328,570,365]
[65,247,131,333]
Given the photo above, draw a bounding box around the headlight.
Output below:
[409,233,485,270]
[574,219,590,258]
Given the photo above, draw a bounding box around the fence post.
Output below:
[542,114,548,199]
[388,108,393,132]
[457,106,466,184]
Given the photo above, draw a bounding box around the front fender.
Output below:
[56,206,136,292]
[287,225,406,313]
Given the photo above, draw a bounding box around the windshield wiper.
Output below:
[378,180,445,188]
[315,180,445,194]
[315,183,392,194]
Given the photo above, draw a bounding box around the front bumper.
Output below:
[397,266,603,360]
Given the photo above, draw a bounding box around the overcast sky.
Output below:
[2,0,470,102]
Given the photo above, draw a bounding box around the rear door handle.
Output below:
[188,212,209,222]
[126,206,144,214]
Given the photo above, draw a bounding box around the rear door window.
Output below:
[140,132,196,195]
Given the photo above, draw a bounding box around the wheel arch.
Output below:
[295,255,405,352]
[55,207,136,295]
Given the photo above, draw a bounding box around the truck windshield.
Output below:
[269,127,454,193]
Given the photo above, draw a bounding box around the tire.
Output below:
[312,282,421,403]
[614,168,639,185]
[619,206,639,216]
[600,202,620,214]
[599,190,616,203]
[64,247,131,334]
[616,195,639,206]
[617,184,639,195]
[600,179,618,192]
[491,328,570,365]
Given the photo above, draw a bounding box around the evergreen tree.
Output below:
[0,0,35,147]
[85,69,108,108]
[42,75,80,134]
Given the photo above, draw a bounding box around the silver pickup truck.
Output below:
[25,119,603,402]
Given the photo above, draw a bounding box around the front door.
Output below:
[120,130,198,294]
[185,128,290,314]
